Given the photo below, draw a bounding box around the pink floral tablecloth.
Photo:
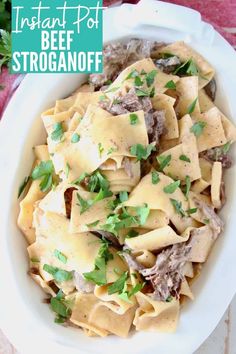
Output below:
[0,0,236,352]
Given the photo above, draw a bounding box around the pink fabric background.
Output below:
[0,0,235,118]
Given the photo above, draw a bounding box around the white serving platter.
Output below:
[0,1,236,353]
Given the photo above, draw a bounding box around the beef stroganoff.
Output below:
[17,39,236,337]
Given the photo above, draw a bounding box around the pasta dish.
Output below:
[17,39,236,337]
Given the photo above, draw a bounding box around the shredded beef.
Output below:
[155,56,181,74]
[140,241,192,301]
[193,197,224,237]
[122,250,145,272]
[220,181,226,207]
[200,148,233,169]
[99,87,166,144]
[89,39,163,90]
[204,78,217,101]
[73,272,95,293]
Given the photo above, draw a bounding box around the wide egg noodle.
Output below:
[17,145,50,244]
[151,94,179,140]
[175,76,200,117]
[158,41,215,88]
[133,292,179,332]
[47,105,148,180]
[211,162,222,209]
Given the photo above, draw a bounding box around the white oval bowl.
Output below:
[0,1,236,353]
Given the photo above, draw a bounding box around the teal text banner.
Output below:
[11,0,103,73]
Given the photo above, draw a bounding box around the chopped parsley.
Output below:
[174,58,199,76]
[18,176,30,198]
[151,171,160,184]
[163,180,180,194]
[76,193,93,214]
[165,80,176,89]
[86,220,99,228]
[50,290,72,324]
[98,143,104,157]
[88,170,110,193]
[31,160,54,192]
[203,218,210,224]
[187,97,198,114]
[72,172,89,185]
[71,133,80,143]
[185,175,191,199]
[125,69,139,80]
[83,238,113,285]
[119,191,129,202]
[107,146,118,155]
[170,198,185,217]
[190,121,206,137]
[166,296,173,302]
[43,264,73,282]
[179,154,191,163]
[126,230,139,238]
[130,143,156,161]
[134,76,143,87]
[65,163,70,178]
[54,250,67,264]
[135,87,150,97]
[149,87,155,97]
[157,154,172,171]
[108,271,128,295]
[186,207,198,215]
[51,122,64,142]
[146,70,158,87]
[129,113,139,125]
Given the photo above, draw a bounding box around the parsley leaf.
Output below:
[72,172,89,185]
[51,123,64,142]
[31,160,54,192]
[146,70,158,87]
[170,198,185,217]
[130,143,156,161]
[187,97,198,114]
[98,142,104,157]
[83,238,113,286]
[76,193,93,214]
[43,264,73,282]
[157,154,172,171]
[186,207,197,215]
[174,58,199,76]
[135,204,150,225]
[65,163,70,178]
[125,69,139,80]
[152,171,160,184]
[163,180,180,194]
[54,250,67,264]
[119,191,129,202]
[107,146,118,155]
[0,30,11,70]
[126,230,139,238]
[134,76,143,86]
[165,80,176,89]
[179,154,191,163]
[18,176,30,198]
[88,170,110,193]
[86,220,99,228]
[129,113,139,125]
[108,271,128,295]
[185,175,191,199]
[190,121,206,137]
[50,291,72,323]
[71,133,80,143]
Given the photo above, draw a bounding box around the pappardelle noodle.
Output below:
[18,39,236,337]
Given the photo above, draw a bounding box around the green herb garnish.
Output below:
[134,76,143,87]
[190,121,206,137]
[130,143,156,161]
[129,113,139,125]
[71,133,80,143]
[54,250,67,264]
[163,180,180,194]
[187,97,198,114]
[165,80,176,89]
[108,271,128,295]
[186,207,197,215]
[146,70,158,87]
[174,58,199,76]
[170,198,185,217]
[107,146,118,155]
[31,160,54,192]
[50,290,72,323]
[43,264,73,282]
[65,163,70,178]
[151,171,160,184]
[126,230,139,238]
[179,155,191,163]
[98,142,104,157]
[125,69,139,80]
[51,122,64,142]
[157,154,172,171]
[185,175,191,199]
[86,220,100,228]
[119,191,129,202]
